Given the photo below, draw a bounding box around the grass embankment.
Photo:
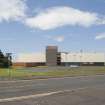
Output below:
[0,66,105,79]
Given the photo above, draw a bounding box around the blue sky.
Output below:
[0,0,105,56]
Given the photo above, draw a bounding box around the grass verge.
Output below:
[0,66,105,79]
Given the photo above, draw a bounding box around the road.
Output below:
[0,75,105,105]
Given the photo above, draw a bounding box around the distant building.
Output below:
[13,46,105,67]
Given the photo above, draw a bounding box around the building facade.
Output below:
[13,46,105,67]
[61,52,105,66]
[46,46,58,66]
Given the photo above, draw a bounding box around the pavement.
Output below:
[0,75,105,105]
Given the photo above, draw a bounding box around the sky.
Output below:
[0,0,105,57]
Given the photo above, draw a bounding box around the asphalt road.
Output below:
[0,75,105,105]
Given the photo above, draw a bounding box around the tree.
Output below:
[0,50,12,68]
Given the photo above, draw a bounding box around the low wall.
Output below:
[12,62,46,67]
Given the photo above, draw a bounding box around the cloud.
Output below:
[97,17,105,25]
[95,33,105,40]
[46,35,65,42]
[25,6,99,30]
[0,0,27,22]
[53,36,65,42]
[0,2,105,31]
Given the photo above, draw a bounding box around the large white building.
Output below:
[61,52,105,66]
[14,52,105,63]
[14,49,105,66]
[61,52,105,63]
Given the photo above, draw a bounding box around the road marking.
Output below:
[0,85,32,89]
[0,87,89,103]
[0,83,45,90]
[0,91,62,103]
[0,79,47,83]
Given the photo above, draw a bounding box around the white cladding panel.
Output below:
[15,53,46,62]
[61,53,105,62]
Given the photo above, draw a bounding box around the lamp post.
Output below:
[104,53,105,66]
[6,53,12,79]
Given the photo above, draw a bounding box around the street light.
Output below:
[6,53,12,79]
[104,53,105,66]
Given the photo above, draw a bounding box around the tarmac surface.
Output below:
[0,75,105,105]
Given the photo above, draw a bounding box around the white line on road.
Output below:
[0,91,62,103]
[0,87,89,103]
[0,83,45,90]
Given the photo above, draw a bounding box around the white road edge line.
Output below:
[0,87,89,103]
[0,91,62,103]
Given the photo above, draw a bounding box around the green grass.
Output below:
[0,66,105,79]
